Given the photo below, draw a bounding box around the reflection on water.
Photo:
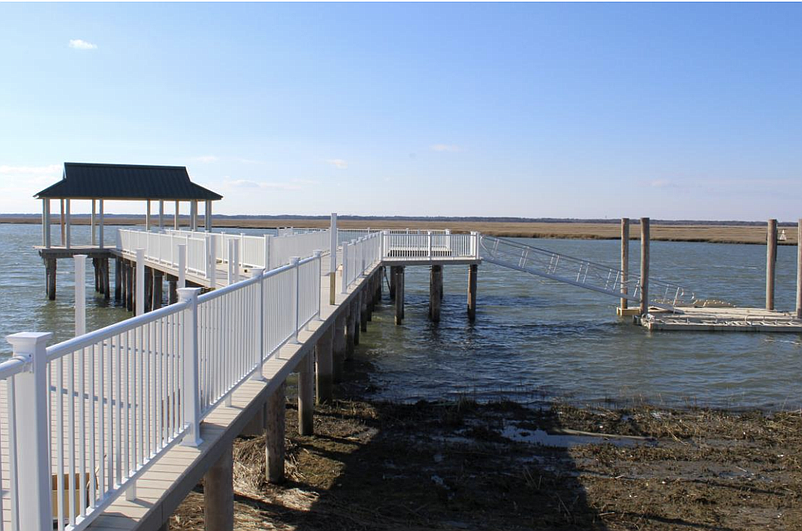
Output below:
[2,223,801,409]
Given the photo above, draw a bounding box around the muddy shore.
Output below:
[2,216,796,245]
[169,355,802,531]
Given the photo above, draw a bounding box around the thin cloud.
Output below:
[224,178,302,191]
[69,39,97,50]
[430,144,462,152]
[650,179,673,188]
[327,159,348,170]
[194,155,219,163]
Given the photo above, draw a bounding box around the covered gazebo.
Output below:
[35,162,223,249]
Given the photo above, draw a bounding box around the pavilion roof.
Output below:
[35,163,223,201]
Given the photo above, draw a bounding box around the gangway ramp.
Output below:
[478,235,695,310]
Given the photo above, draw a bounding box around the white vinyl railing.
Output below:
[3,253,323,531]
[341,232,382,294]
[119,229,330,286]
[380,230,479,261]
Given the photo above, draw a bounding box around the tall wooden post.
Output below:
[797,220,802,320]
[389,266,397,300]
[90,199,96,246]
[102,257,110,300]
[174,200,180,230]
[205,200,213,231]
[430,265,443,322]
[266,382,286,484]
[467,264,478,322]
[60,198,65,245]
[65,198,71,249]
[159,200,165,230]
[98,199,104,248]
[203,443,234,531]
[115,257,122,301]
[145,199,152,231]
[767,218,777,311]
[152,269,163,310]
[620,218,629,310]
[352,297,361,347]
[639,218,650,316]
[42,198,51,248]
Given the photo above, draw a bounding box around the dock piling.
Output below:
[266,382,286,484]
[298,351,315,435]
[203,443,234,531]
[394,266,405,325]
[639,218,650,316]
[467,264,477,322]
[620,218,629,310]
[46,257,56,300]
[153,269,163,310]
[316,325,334,403]
[797,220,802,320]
[430,265,443,322]
[767,219,777,311]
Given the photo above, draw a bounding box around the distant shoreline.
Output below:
[0,215,795,245]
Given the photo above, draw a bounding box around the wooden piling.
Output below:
[767,218,777,311]
[298,352,314,435]
[345,303,356,360]
[639,218,650,316]
[240,403,265,437]
[360,289,368,332]
[352,297,361,347]
[620,218,629,310]
[152,269,163,310]
[126,261,134,311]
[203,442,234,531]
[467,264,477,322]
[797,220,802,320]
[265,382,286,484]
[333,312,346,382]
[389,266,397,300]
[102,257,110,300]
[315,325,334,403]
[46,258,56,300]
[115,257,122,301]
[168,279,178,305]
[145,266,153,312]
[394,266,405,325]
[430,265,443,322]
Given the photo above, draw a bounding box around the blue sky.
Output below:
[1,3,800,220]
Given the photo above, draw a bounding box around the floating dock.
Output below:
[640,307,802,333]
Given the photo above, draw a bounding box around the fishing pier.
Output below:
[3,163,802,531]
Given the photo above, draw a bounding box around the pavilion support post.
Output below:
[298,351,314,435]
[46,258,56,300]
[394,266,405,325]
[98,199,104,248]
[60,199,65,246]
[315,325,334,404]
[797,220,802,320]
[174,200,179,230]
[115,257,122,301]
[203,442,234,531]
[620,218,629,311]
[205,200,212,231]
[90,199,97,246]
[767,219,778,311]
[345,303,356,361]
[146,200,152,231]
[429,265,443,322]
[190,200,198,232]
[467,264,477,322]
[333,311,346,382]
[265,382,286,484]
[159,200,165,230]
[42,199,51,248]
[153,269,163,310]
[639,218,650,316]
[65,199,71,249]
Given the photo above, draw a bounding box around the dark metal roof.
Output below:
[34,163,223,201]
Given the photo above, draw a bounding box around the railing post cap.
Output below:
[313,250,322,257]
[177,287,202,301]
[6,332,53,351]
[290,256,301,265]
[250,267,265,278]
